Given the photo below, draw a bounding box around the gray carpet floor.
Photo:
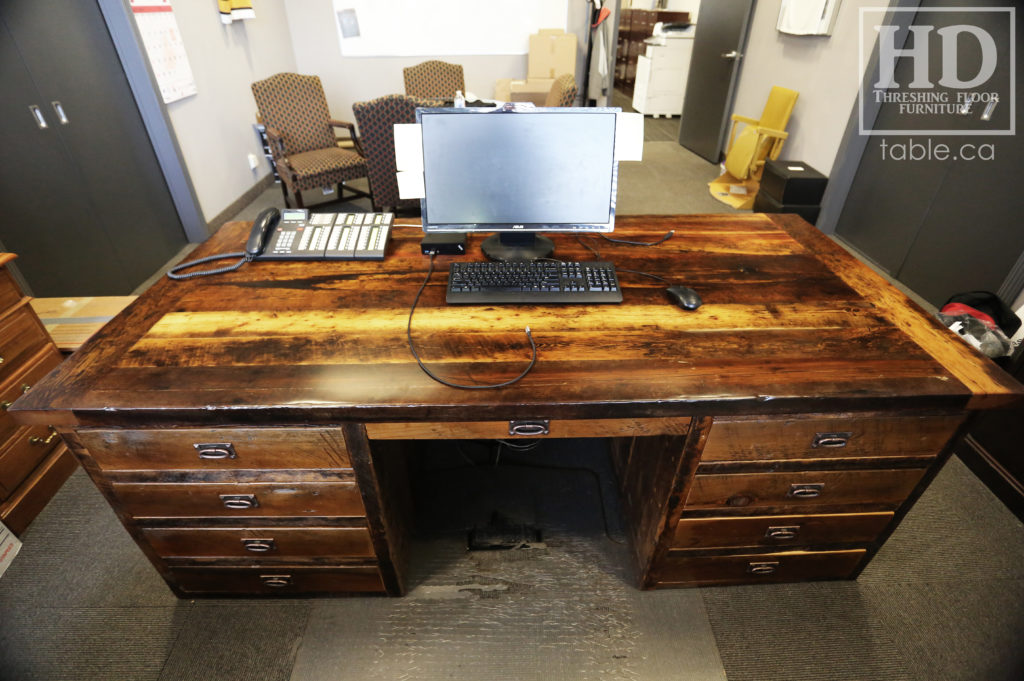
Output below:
[2,441,1023,681]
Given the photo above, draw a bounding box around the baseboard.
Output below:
[206,174,275,234]
[955,437,1024,523]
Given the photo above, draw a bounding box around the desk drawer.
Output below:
[0,268,24,315]
[0,424,62,498]
[0,345,63,446]
[684,468,927,514]
[701,415,962,463]
[365,417,691,440]
[653,549,866,587]
[671,512,894,550]
[109,481,365,519]
[0,305,52,387]
[79,427,351,472]
[140,525,375,559]
[168,565,385,595]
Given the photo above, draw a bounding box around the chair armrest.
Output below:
[329,119,364,156]
[730,114,760,126]
[752,125,789,140]
[262,125,296,182]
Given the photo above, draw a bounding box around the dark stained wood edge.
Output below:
[641,416,714,589]
[342,423,407,596]
[768,214,1024,409]
[33,391,974,430]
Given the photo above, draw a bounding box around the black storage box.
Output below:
[760,160,828,205]
[753,190,821,225]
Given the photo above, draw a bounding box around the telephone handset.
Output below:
[245,207,281,257]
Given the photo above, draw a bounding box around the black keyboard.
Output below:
[447,261,623,304]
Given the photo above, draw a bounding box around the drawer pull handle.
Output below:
[747,561,779,576]
[242,538,276,553]
[788,483,824,498]
[220,493,258,509]
[812,432,852,448]
[509,420,549,436]
[30,427,58,446]
[194,442,237,460]
[0,383,28,411]
[0,355,4,364]
[765,525,801,541]
[260,574,292,588]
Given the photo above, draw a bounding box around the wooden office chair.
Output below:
[544,74,578,107]
[403,60,466,100]
[709,85,799,209]
[251,73,371,209]
[352,94,440,213]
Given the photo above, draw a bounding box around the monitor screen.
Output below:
[417,106,619,234]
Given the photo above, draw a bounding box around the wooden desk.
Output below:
[11,215,1021,596]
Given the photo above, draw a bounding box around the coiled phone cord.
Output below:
[166,252,250,280]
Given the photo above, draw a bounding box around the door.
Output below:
[677,0,756,163]
[835,1,1023,307]
[0,0,187,296]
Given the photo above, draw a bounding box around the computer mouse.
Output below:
[666,285,702,311]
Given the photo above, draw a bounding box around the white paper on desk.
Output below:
[394,123,423,172]
[0,520,21,579]
[615,112,644,161]
[397,170,426,200]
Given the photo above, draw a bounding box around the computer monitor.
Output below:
[417,105,620,261]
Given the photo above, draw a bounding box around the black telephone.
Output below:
[167,207,394,280]
[245,207,281,257]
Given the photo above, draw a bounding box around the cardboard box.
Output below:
[495,29,576,104]
[495,78,554,106]
[528,28,577,80]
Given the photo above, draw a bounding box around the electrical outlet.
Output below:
[247,153,260,170]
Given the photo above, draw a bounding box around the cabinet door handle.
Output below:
[51,101,69,124]
[812,431,852,448]
[788,483,824,498]
[242,538,276,553]
[509,420,549,436]
[29,105,49,129]
[261,574,292,588]
[747,561,779,576]
[30,427,59,446]
[194,442,237,459]
[220,493,258,509]
[765,525,801,541]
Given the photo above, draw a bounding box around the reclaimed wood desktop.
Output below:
[11,214,1021,597]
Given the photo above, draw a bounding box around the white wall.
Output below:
[729,0,890,176]
[283,0,572,122]
[161,2,297,223]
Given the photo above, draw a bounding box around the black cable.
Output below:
[574,234,603,258]
[166,252,250,280]
[599,230,675,246]
[406,253,538,389]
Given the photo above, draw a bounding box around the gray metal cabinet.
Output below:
[835,1,1023,307]
[0,0,186,296]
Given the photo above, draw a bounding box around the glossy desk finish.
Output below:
[11,214,1021,596]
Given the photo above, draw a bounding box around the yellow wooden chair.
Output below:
[710,86,799,209]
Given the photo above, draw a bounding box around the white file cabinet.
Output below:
[632,33,695,118]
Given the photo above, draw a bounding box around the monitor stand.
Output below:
[482,233,555,261]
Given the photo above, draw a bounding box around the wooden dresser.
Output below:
[9,215,1021,596]
[0,254,77,535]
